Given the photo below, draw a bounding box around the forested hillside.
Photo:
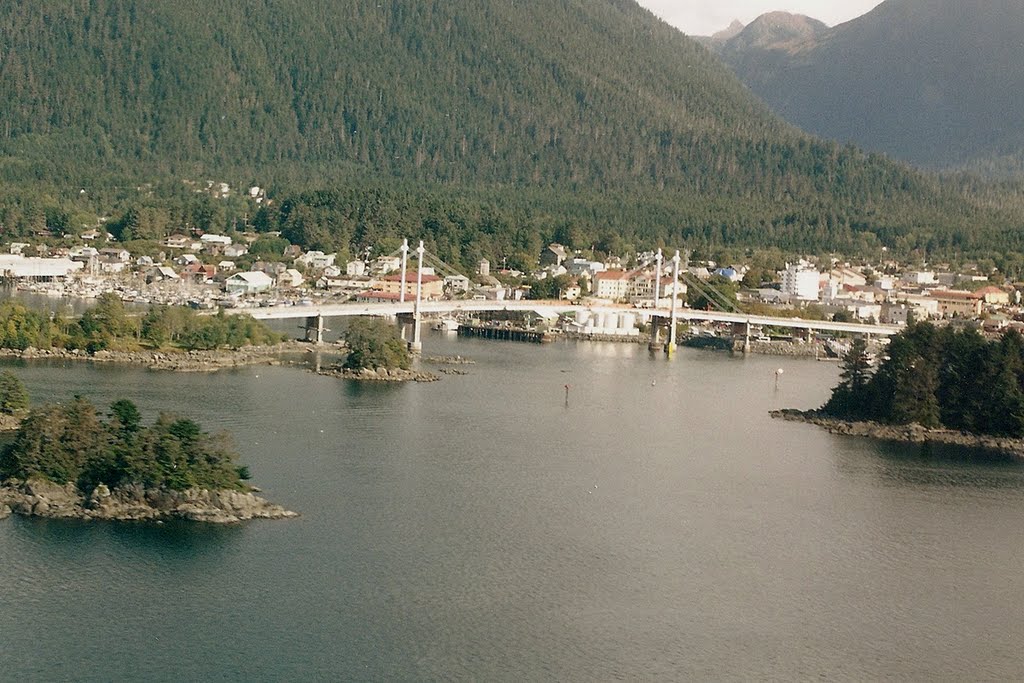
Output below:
[0,0,1021,263]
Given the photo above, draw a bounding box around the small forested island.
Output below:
[0,396,296,523]
[773,322,1024,457]
[319,318,438,382]
[0,294,293,371]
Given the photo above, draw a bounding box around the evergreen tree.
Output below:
[823,337,872,418]
[0,370,28,415]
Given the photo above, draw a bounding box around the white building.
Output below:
[225,271,273,294]
[200,234,232,246]
[297,251,336,270]
[346,260,366,277]
[903,270,936,286]
[782,264,821,301]
[0,255,83,279]
[593,270,631,301]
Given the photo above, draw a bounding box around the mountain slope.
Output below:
[0,0,1019,262]
[714,0,1024,173]
[0,0,795,191]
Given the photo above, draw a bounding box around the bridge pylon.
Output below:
[409,240,425,354]
[303,314,328,344]
[665,250,681,356]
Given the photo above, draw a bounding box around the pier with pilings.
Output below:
[457,323,552,344]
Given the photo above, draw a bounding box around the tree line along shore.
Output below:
[0,391,295,523]
[776,322,1024,456]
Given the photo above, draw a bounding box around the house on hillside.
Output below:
[539,244,567,268]
[163,234,192,250]
[277,268,304,289]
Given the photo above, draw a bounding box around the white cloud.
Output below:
[637,1,885,36]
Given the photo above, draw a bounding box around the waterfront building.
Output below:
[0,255,83,280]
[225,271,274,294]
[379,271,444,299]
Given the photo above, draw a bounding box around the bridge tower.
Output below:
[666,250,680,356]
[648,248,664,352]
[399,239,409,304]
[654,248,663,308]
[409,240,425,353]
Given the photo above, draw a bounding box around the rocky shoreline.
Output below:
[423,355,476,365]
[770,409,1024,457]
[316,366,440,382]
[0,341,314,372]
[0,478,298,524]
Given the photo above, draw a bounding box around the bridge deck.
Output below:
[226,300,901,336]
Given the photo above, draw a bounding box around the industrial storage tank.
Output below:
[575,310,591,327]
[619,312,636,331]
[591,312,607,332]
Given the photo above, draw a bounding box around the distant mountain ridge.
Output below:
[710,0,1024,174]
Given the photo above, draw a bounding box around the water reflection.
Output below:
[831,435,1024,490]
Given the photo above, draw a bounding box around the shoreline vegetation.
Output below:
[776,322,1024,458]
[0,395,296,523]
[0,340,314,372]
[0,293,293,370]
[322,317,439,383]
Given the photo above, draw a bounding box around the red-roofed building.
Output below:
[379,271,444,299]
[974,286,1010,305]
[354,290,404,304]
[929,290,983,318]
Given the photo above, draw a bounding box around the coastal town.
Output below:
[2,217,1021,343]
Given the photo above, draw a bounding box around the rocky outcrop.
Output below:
[0,341,312,372]
[0,413,24,431]
[316,366,439,382]
[770,409,1024,458]
[0,478,298,523]
[423,355,476,365]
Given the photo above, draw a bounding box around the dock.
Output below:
[457,324,553,344]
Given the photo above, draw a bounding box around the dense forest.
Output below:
[824,324,1024,437]
[0,396,250,491]
[0,1,1022,263]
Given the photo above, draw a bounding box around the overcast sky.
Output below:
[637,1,885,36]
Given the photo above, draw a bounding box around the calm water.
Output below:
[2,331,1024,680]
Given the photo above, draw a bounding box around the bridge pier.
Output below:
[303,314,327,344]
[648,316,664,351]
[743,321,751,354]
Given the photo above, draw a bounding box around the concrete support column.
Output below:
[305,314,325,344]
[654,248,663,309]
[399,239,409,304]
[648,316,663,352]
[410,240,425,354]
[743,320,751,354]
[667,250,680,356]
